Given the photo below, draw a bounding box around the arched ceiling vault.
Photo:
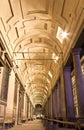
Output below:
[0,0,66,108]
[1,0,82,107]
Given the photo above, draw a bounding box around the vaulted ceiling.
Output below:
[0,0,84,107]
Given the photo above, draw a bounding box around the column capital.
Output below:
[72,48,81,55]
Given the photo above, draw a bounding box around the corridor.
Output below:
[0,0,84,130]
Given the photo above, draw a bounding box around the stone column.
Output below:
[28,101,30,120]
[64,66,75,120]
[1,64,10,101]
[46,101,48,118]
[30,104,33,120]
[52,87,57,118]
[50,93,53,129]
[30,102,32,120]
[48,95,52,118]
[46,98,51,130]
[18,90,23,124]
[25,96,28,121]
[15,84,20,125]
[22,92,26,120]
[47,98,50,115]
[5,69,15,122]
[60,65,67,120]
[50,94,53,118]
[43,101,48,127]
[52,87,58,130]
[56,85,59,118]
[0,67,4,97]
[27,99,29,120]
[45,102,48,118]
[28,101,31,120]
[72,48,84,117]
[56,80,62,119]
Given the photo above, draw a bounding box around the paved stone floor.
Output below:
[8,119,75,130]
[8,120,46,130]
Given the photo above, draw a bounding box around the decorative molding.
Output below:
[0,18,6,32]
[52,0,55,16]
[0,38,5,50]
[7,25,11,34]
[19,0,24,19]
[23,17,36,24]
[27,10,48,15]
[15,27,19,38]
[0,31,12,59]
[13,38,18,45]
[6,0,14,23]
[0,31,7,48]
[20,0,49,16]
[13,20,19,26]
[24,38,32,46]
[44,23,47,30]
[5,53,13,68]
[73,0,81,17]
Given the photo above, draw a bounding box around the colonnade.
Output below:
[0,45,34,128]
[0,42,84,129]
[44,48,84,129]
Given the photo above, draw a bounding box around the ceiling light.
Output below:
[61,31,67,39]
[56,26,68,43]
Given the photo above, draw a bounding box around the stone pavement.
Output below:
[8,119,75,130]
[8,120,46,130]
